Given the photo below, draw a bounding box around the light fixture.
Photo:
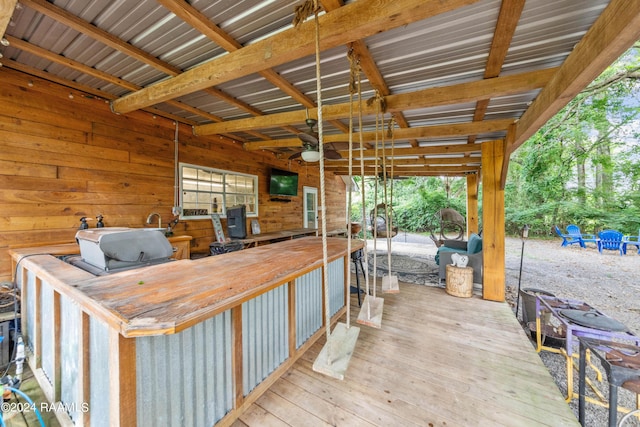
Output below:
[301,149,321,162]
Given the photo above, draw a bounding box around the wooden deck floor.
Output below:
[233,281,579,427]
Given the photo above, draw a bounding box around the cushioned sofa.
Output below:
[435,233,483,285]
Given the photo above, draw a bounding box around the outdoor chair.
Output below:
[597,229,624,255]
[554,225,582,247]
[566,224,598,248]
[368,203,398,238]
[622,235,640,255]
[436,233,483,285]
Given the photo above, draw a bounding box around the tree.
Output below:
[506,42,640,236]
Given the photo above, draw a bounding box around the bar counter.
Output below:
[10,236,362,427]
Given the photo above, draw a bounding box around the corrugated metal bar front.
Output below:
[89,317,111,427]
[60,296,82,424]
[242,284,289,395]
[328,257,345,318]
[40,284,54,392]
[295,268,322,349]
[23,270,35,356]
[135,311,234,427]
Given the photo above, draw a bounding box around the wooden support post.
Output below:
[466,173,479,236]
[481,140,506,301]
[232,305,244,409]
[80,311,90,427]
[108,330,136,426]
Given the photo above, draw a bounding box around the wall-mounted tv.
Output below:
[269,168,298,196]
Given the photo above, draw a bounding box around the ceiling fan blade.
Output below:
[289,151,303,160]
[326,142,360,150]
[323,149,342,160]
[298,132,318,145]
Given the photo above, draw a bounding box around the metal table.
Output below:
[578,337,640,427]
[535,295,639,401]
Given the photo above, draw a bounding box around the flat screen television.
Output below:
[269,168,298,196]
[226,205,247,239]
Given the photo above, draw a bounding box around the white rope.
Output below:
[345,52,355,329]
[371,91,383,301]
[312,4,332,357]
[385,117,396,275]
[358,64,370,307]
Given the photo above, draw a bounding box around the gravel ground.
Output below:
[370,232,640,426]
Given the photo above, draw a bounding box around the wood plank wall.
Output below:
[0,67,348,281]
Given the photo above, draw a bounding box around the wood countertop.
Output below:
[10,237,363,338]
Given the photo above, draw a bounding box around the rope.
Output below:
[385,117,396,276]
[370,91,385,301]
[344,46,358,329]
[306,1,334,361]
[356,54,370,308]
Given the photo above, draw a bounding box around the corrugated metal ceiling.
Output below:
[1,0,631,176]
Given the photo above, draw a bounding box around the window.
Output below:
[179,163,258,218]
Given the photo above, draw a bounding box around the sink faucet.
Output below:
[146,212,162,228]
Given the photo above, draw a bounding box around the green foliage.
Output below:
[505,43,640,237]
[392,177,467,233]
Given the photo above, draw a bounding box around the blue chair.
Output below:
[622,235,640,255]
[597,230,624,255]
[566,224,598,248]
[554,225,582,247]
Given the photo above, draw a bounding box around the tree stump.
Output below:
[445,264,473,298]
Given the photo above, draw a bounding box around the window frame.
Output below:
[179,162,259,219]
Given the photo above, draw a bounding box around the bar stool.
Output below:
[350,249,365,306]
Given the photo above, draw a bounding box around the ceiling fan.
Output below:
[289,118,342,162]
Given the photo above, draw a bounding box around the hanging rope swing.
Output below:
[356,90,385,329]
[298,1,359,380]
[381,117,399,293]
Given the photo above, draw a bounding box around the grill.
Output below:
[67,228,174,275]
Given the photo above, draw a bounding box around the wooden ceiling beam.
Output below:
[319,1,414,140]
[111,0,480,114]
[196,68,554,135]
[243,119,513,150]
[338,142,489,158]
[327,165,480,174]
[325,157,481,167]
[512,0,640,151]
[468,0,524,143]
[20,0,272,138]
[157,0,347,135]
